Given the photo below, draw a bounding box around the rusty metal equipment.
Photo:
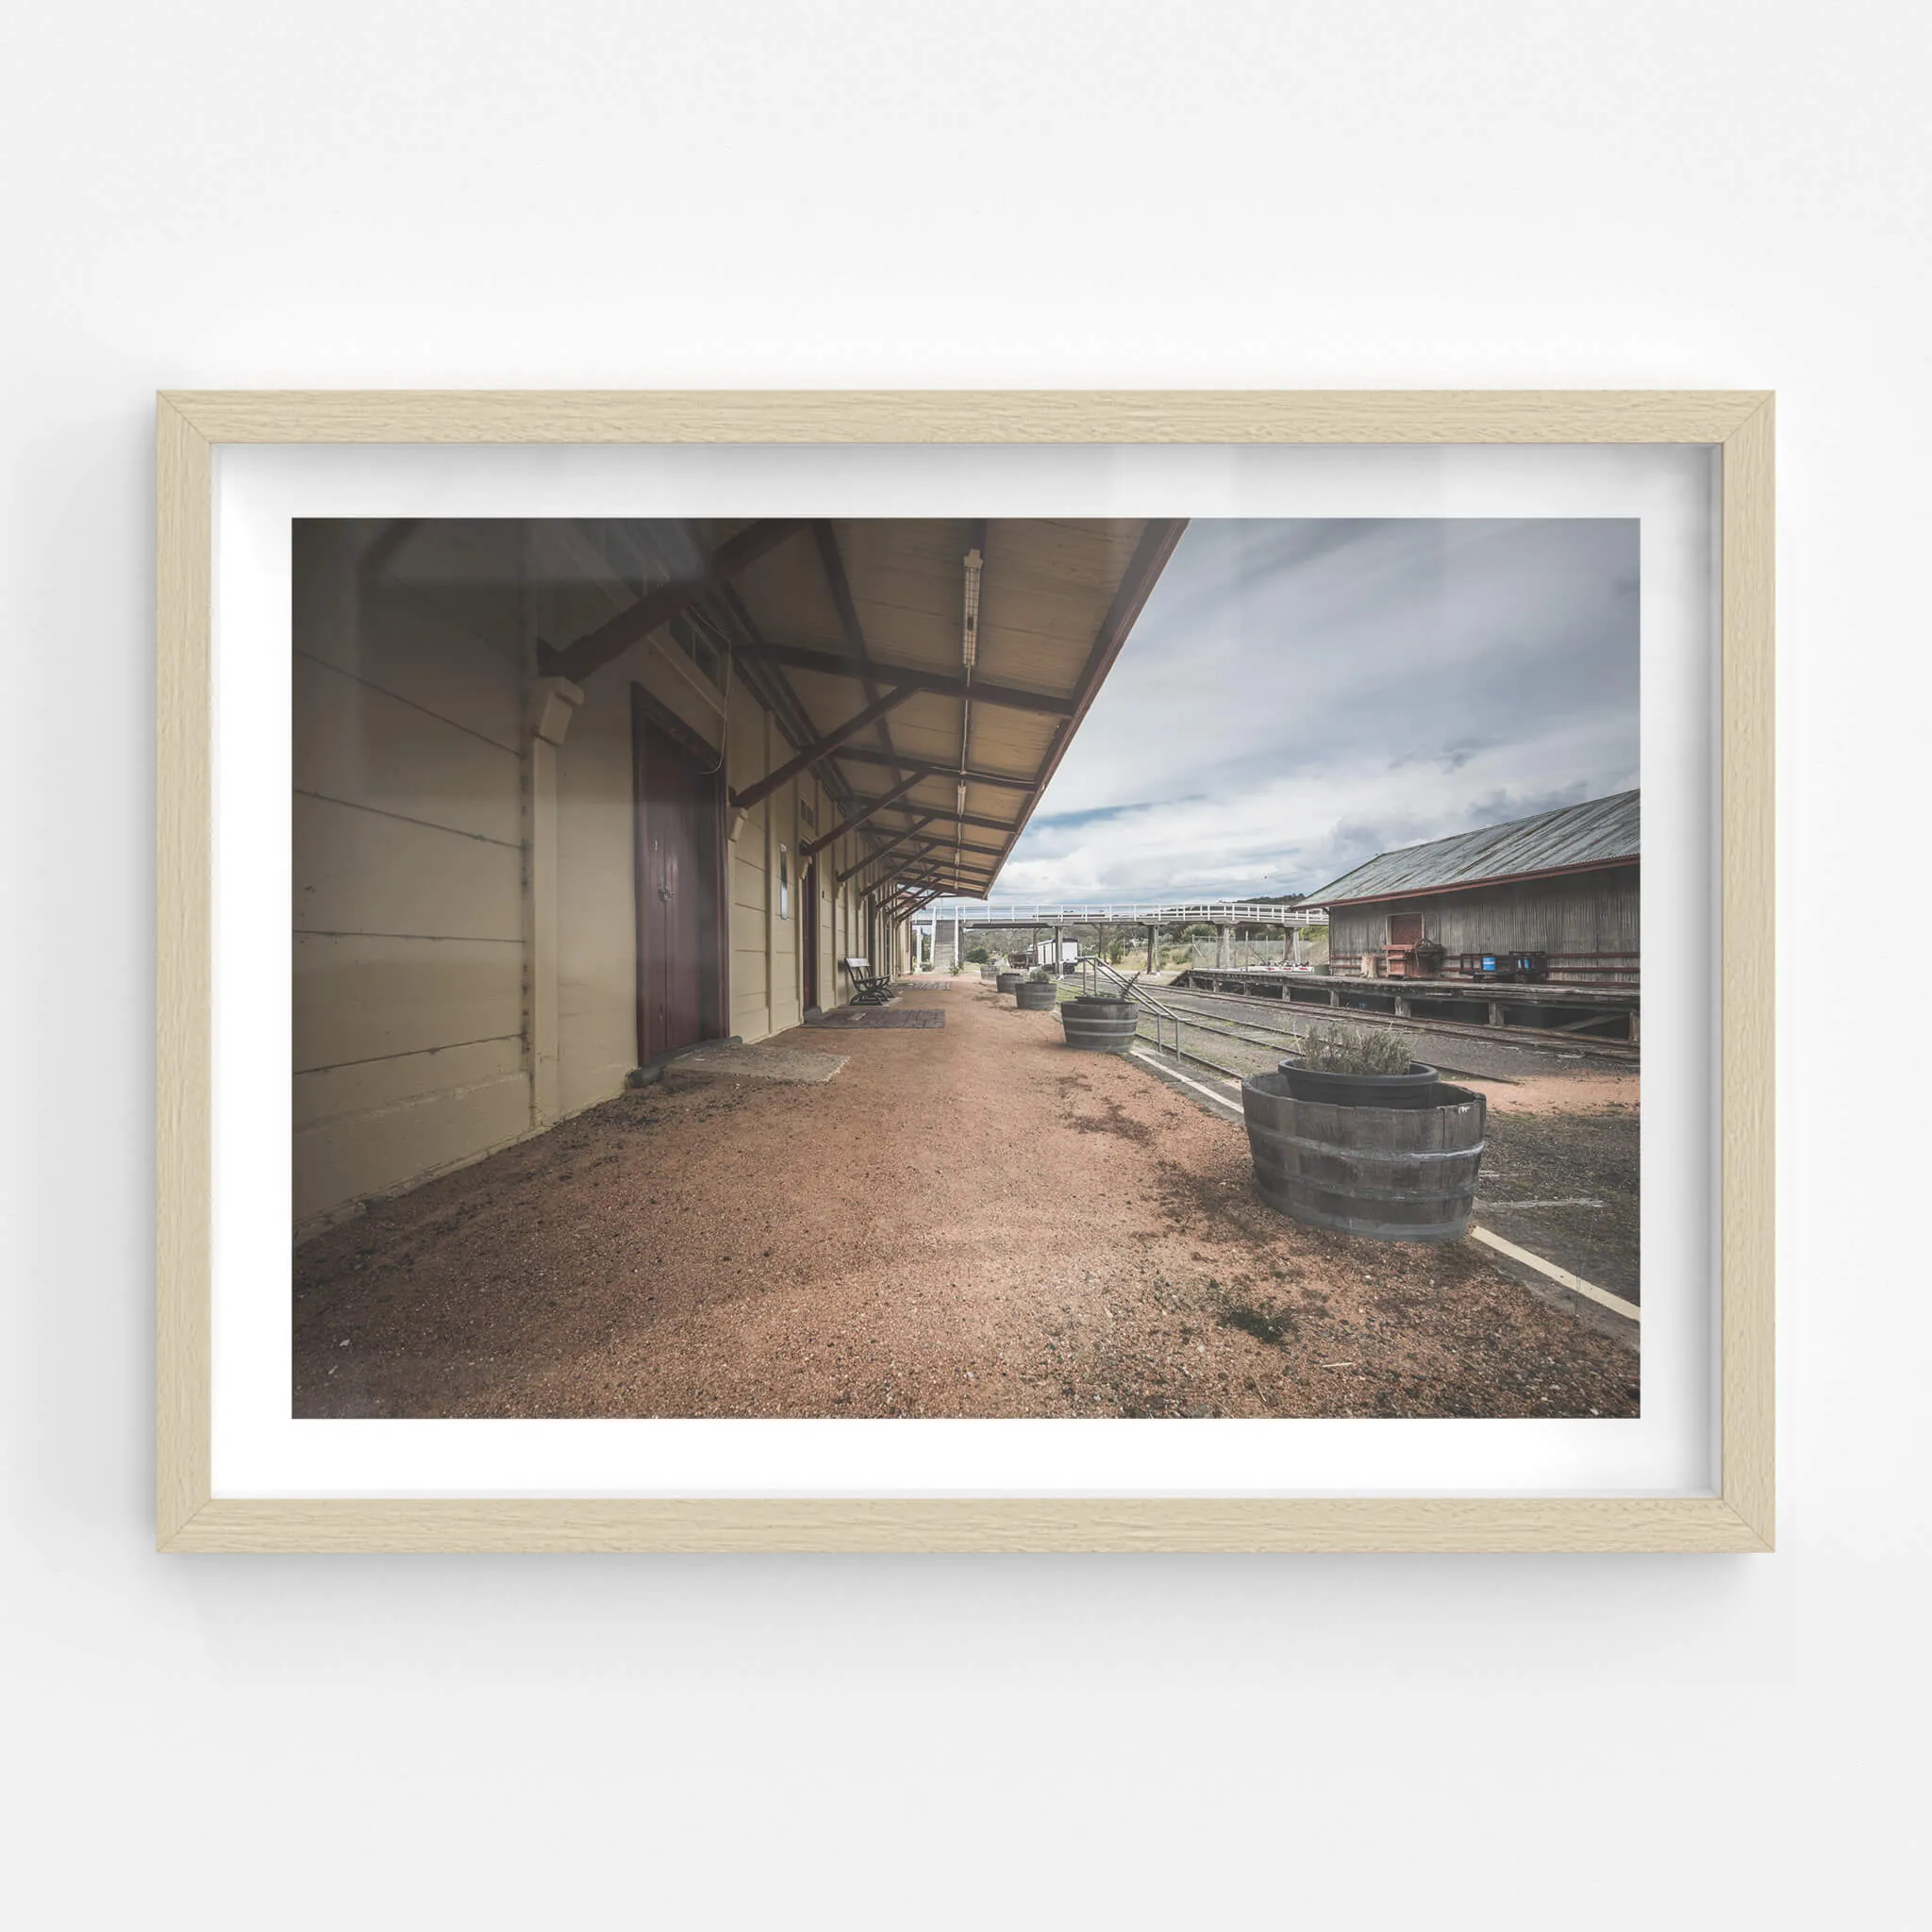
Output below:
[1385,940,1444,979]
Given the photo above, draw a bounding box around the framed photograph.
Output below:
[157,391,1773,1552]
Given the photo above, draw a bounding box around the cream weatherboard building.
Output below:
[292,515,1182,1237]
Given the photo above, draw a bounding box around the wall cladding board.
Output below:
[292,522,542,1229]
[556,640,663,1117]
[293,1052,533,1227]
[294,791,522,941]
[294,933,524,1073]
[294,655,522,847]
[732,950,770,1000]
[728,897,767,958]
[294,1036,527,1134]
[387,519,533,659]
[732,847,767,914]
[293,522,525,751]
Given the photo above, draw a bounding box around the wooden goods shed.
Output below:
[1306,791,1641,985]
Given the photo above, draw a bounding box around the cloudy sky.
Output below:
[995,518,1639,902]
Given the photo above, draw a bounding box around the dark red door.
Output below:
[801,860,820,1011]
[634,695,722,1065]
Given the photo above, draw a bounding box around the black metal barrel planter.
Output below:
[1241,1066,1487,1242]
[1059,995,1140,1053]
[1014,979,1058,1011]
[996,971,1025,994]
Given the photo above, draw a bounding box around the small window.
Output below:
[777,843,791,920]
[666,611,726,691]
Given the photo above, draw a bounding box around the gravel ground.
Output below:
[292,981,1640,1419]
[1089,985,1642,1315]
[1477,1102,1641,1304]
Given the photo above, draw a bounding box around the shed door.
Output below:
[634,697,723,1065]
[1388,912,1424,947]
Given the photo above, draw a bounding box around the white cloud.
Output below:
[987,518,1639,902]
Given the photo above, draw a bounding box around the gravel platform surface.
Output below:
[292,982,1640,1420]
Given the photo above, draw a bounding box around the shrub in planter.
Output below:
[1015,969,1057,1011]
[1280,1022,1440,1109]
[1243,1020,1481,1243]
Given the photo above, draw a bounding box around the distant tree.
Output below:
[965,944,990,964]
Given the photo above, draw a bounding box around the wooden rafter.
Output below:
[812,522,914,781]
[842,793,1021,838]
[879,863,993,894]
[874,830,1008,863]
[828,748,1036,793]
[837,815,940,885]
[729,640,1075,718]
[801,774,923,859]
[536,519,807,685]
[728,687,916,813]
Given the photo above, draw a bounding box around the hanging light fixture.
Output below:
[958,539,982,886]
[960,546,982,670]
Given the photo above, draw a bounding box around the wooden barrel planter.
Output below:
[1279,1059,1441,1109]
[1014,980,1057,1011]
[1059,995,1140,1053]
[996,971,1025,994]
[1240,1070,1486,1242]
[979,965,999,981]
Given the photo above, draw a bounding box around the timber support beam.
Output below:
[729,687,916,813]
[831,748,1037,793]
[842,793,1019,837]
[730,640,1076,718]
[838,815,940,885]
[535,519,807,685]
[803,774,923,859]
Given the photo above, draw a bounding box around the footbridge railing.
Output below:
[917,899,1326,930]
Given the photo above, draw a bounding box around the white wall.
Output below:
[1,4,1923,1926]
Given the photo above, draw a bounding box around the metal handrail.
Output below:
[1075,957,1191,1060]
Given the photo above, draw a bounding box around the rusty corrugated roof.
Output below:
[1306,790,1640,906]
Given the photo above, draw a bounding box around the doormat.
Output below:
[805,1007,945,1029]
[659,1043,847,1084]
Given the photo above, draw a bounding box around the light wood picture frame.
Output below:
[157,390,1774,1553]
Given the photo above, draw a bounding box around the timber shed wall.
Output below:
[1324,864,1640,973]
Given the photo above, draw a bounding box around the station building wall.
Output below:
[291,519,901,1239]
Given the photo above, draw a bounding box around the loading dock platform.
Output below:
[1168,966,1640,1047]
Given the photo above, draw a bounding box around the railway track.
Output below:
[1154,979,1639,1065]
[1131,992,1520,1086]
